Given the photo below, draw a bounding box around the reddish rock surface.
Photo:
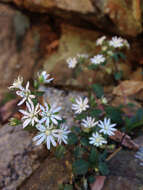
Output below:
[1,0,143,37]
[0,4,58,96]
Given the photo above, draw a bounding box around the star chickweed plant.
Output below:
[9,36,142,188]
[62,35,143,185]
[66,36,130,82]
[9,72,71,151]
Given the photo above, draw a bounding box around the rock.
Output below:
[129,67,143,81]
[103,176,143,190]
[0,87,84,190]
[1,87,143,189]
[113,80,143,96]
[0,124,47,190]
[0,4,58,96]
[108,149,143,182]
[43,87,86,126]
[103,135,143,190]
[18,155,72,190]
[2,0,143,36]
[0,4,35,95]
[111,96,141,115]
[43,24,112,87]
[103,0,142,36]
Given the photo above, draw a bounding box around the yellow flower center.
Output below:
[45,129,51,136]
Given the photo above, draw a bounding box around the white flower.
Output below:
[9,76,23,90]
[96,36,106,46]
[107,50,113,56]
[101,46,108,51]
[77,54,89,59]
[40,102,62,125]
[67,57,77,68]
[19,100,40,128]
[53,124,70,145]
[81,117,98,128]
[101,96,108,104]
[16,82,35,106]
[38,71,54,84]
[33,123,57,149]
[98,117,116,136]
[90,54,105,65]
[109,36,124,48]
[72,97,89,114]
[123,39,130,49]
[89,132,107,147]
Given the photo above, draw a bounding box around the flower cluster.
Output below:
[66,53,88,69]
[96,35,130,49]
[66,36,129,76]
[90,54,105,65]
[9,72,71,150]
[72,96,117,147]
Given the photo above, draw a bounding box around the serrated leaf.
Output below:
[73,159,89,175]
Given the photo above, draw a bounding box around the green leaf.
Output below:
[71,126,81,134]
[55,145,66,159]
[34,80,39,89]
[89,148,97,164]
[33,91,45,97]
[74,147,84,158]
[31,98,38,106]
[118,52,126,60]
[90,109,102,117]
[114,71,123,81]
[99,162,109,175]
[112,53,119,62]
[105,106,123,125]
[99,150,107,162]
[64,184,73,190]
[73,159,89,175]
[92,84,104,98]
[68,133,78,145]
[88,64,99,70]
[125,108,143,131]
[9,117,21,126]
[88,175,95,184]
[75,113,87,120]
[58,184,64,190]
[81,137,89,147]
